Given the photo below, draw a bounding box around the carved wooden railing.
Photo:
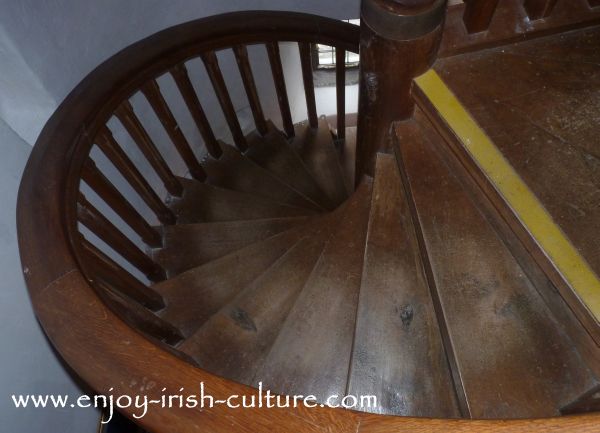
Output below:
[17,7,600,433]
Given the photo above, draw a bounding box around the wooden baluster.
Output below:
[299,42,318,129]
[357,0,446,179]
[266,42,295,138]
[336,48,347,141]
[96,127,176,225]
[79,236,165,311]
[141,79,207,181]
[523,0,559,19]
[81,159,162,248]
[114,100,183,197]
[170,63,223,158]
[201,50,248,151]
[97,280,183,345]
[590,0,600,7]
[463,0,500,33]
[77,193,166,282]
[233,45,268,136]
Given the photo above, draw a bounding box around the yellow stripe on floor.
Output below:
[414,69,600,323]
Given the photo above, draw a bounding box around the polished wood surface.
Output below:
[348,154,459,417]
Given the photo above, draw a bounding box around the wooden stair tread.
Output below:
[394,119,599,419]
[178,230,334,384]
[244,126,335,210]
[168,177,316,223]
[291,118,350,208]
[152,217,308,276]
[255,180,372,401]
[203,143,324,212]
[347,154,460,417]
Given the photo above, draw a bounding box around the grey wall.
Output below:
[0,1,359,431]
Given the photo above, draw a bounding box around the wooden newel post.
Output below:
[356,0,447,180]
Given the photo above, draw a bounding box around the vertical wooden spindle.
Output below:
[77,193,166,282]
[523,0,559,19]
[115,101,183,197]
[141,79,207,181]
[233,45,268,136]
[201,50,248,152]
[589,0,600,7]
[266,42,295,138]
[463,0,500,33]
[299,42,318,129]
[81,159,162,248]
[170,63,223,158]
[336,48,347,141]
[79,236,165,310]
[96,127,176,225]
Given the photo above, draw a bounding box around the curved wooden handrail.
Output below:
[17,10,600,433]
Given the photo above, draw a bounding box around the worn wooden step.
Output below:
[244,124,335,210]
[203,142,324,212]
[152,217,307,276]
[291,118,350,208]
[255,180,372,401]
[168,177,316,224]
[394,119,600,419]
[178,231,334,384]
[347,154,460,417]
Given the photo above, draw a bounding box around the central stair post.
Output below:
[356,0,447,180]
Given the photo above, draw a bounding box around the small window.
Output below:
[313,19,360,70]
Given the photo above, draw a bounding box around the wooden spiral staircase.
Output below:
[17,1,600,432]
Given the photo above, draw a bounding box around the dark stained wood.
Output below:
[394,119,599,418]
[153,217,307,276]
[179,232,333,383]
[292,118,350,207]
[562,385,600,415]
[524,0,559,19]
[591,0,600,7]
[114,101,183,197]
[98,281,183,345]
[79,237,165,310]
[140,79,206,181]
[439,0,600,57]
[77,193,166,281]
[336,48,346,141]
[95,126,176,225]
[356,6,443,178]
[433,27,600,343]
[256,180,372,402]
[233,45,268,135]
[245,124,335,210]
[80,159,162,247]
[266,42,295,137]
[168,177,316,224]
[339,126,357,193]
[170,63,223,158]
[154,222,321,336]
[201,50,248,151]
[463,0,500,33]
[203,142,324,211]
[348,154,459,417]
[298,42,318,128]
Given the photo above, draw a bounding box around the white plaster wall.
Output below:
[0,1,360,431]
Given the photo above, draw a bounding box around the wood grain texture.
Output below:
[245,124,335,210]
[168,177,315,223]
[396,117,599,418]
[256,180,372,402]
[203,142,324,211]
[291,118,350,208]
[339,126,357,193]
[153,217,307,276]
[348,154,459,417]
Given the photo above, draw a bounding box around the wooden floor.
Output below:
[434,25,600,282]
